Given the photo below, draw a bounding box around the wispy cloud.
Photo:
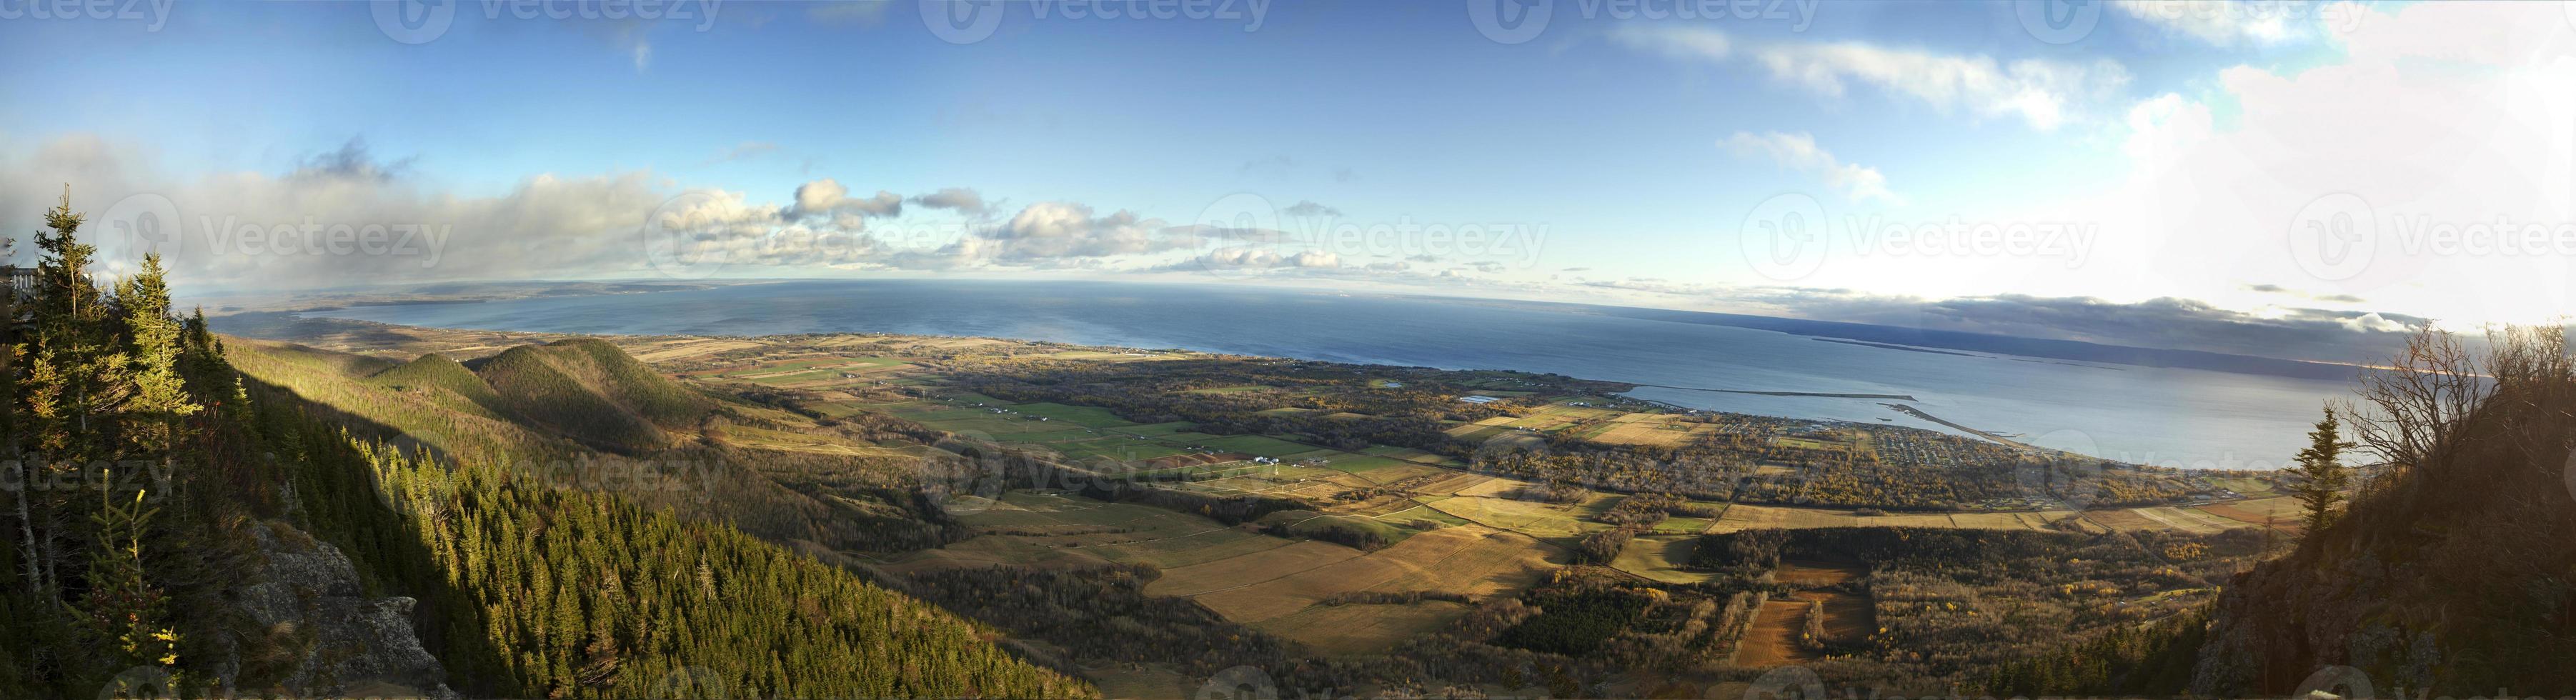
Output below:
[1613,26,2129,130]
[1721,131,1897,203]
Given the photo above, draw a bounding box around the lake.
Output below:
[302,279,2359,469]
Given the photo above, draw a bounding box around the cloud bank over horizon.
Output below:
[0,1,2565,369]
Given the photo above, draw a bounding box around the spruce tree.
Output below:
[2288,407,2355,533]
[19,187,134,461]
[114,252,200,456]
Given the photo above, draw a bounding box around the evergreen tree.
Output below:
[113,252,200,456]
[2287,407,2355,533]
[18,186,134,462]
[81,486,177,677]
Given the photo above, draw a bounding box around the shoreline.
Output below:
[1880,402,2038,450]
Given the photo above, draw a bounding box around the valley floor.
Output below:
[221,314,2295,694]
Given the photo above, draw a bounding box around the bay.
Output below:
[302,279,2356,469]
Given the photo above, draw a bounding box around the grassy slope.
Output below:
[467,339,724,453]
[228,339,566,464]
[364,352,511,419]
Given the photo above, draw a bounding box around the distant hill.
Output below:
[1480,299,2364,381]
[467,339,723,452]
[225,336,965,554]
[364,352,511,419]
[240,338,728,456]
[228,338,565,464]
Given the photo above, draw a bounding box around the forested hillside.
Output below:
[227,338,968,556]
[2189,327,2576,696]
[0,191,1088,697]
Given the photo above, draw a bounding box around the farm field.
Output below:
[1736,561,1874,667]
[1611,534,1715,584]
[2084,506,2245,534]
[1256,601,1472,656]
[1421,496,1608,541]
[886,491,1306,572]
[1707,502,2267,534]
[1148,525,1563,654]
[2196,496,2302,527]
[1736,599,1821,666]
[1588,418,1710,447]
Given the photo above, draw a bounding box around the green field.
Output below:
[1303,453,1415,474]
[1113,421,1201,436]
[1010,402,1139,426]
[1195,434,1322,457]
[694,356,907,381]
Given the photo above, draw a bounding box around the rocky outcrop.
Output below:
[209,520,454,699]
[2187,542,2442,697]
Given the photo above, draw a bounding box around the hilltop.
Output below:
[2190,329,2576,696]
[467,338,724,452]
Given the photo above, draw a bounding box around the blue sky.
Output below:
[1,1,2567,362]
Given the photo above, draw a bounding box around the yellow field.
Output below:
[1413,471,1494,496]
[1452,476,1536,498]
[1150,525,1560,653]
[1711,504,2112,533]
[1143,541,1367,597]
[2087,506,2241,534]
[1592,419,1706,447]
[1255,601,1472,656]
[2198,496,2301,527]
[1612,534,1716,584]
[625,339,763,362]
[1422,496,1603,539]
[1709,504,1870,531]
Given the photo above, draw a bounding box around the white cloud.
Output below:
[1749,41,2125,131]
[2112,0,2302,46]
[1617,27,2128,131]
[787,178,902,220]
[2338,311,2406,333]
[979,201,1190,261]
[1792,1,2576,327]
[1722,131,1898,203]
[912,187,990,217]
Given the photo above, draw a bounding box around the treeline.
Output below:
[1572,527,1635,565]
[1690,526,2259,689]
[1965,607,2209,696]
[286,423,1088,699]
[887,564,1303,682]
[0,191,257,696]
